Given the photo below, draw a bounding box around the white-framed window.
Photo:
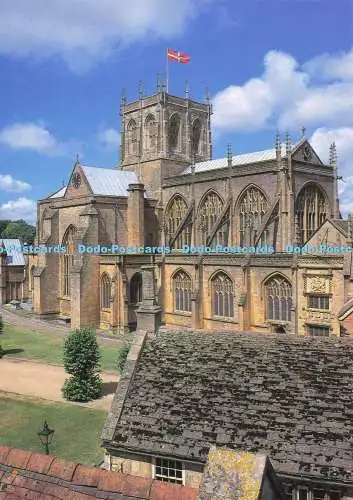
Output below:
[152,456,185,485]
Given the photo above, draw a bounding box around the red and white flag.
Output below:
[167,49,190,64]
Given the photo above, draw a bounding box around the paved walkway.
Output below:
[0,358,118,410]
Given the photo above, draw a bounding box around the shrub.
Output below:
[0,316,3,335]
[62,328,102,402]
[116,347,129,373]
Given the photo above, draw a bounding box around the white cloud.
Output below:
[0,197,36,224]
[0,123,58,154]
[0,0,212,71]
[98,128,121,150]
[212,48,353,132]
[303,49,353,82]
[0,174,31,193]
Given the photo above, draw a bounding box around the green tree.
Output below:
[2,220,36,244]
[116,346,129,373]
[0,220,11,236]
[62,328,102,402]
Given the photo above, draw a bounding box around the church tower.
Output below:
[118,83,212,200]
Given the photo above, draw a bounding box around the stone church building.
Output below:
[29,88,353,337]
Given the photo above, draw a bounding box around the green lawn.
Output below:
[1,324,123,372]
[0,395,106,465]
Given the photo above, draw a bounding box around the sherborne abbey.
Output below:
[3,86,353,337]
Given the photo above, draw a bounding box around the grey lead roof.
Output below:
[0,239,25,266]
[182,143,297,174]
[81,166,139,196]
[109,330,353,483]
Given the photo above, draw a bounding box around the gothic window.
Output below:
[295,184,328,245]
[130,272,142,303]
[61,225,76,297]
[144,114,157,152]
[191,119,201,156]
[126,119,138,156]
[30,265,35,291]
[165,196,192,248]
[199,192,228,246]
[265,275,292,322]
[100,273,111,309]
[238,186,268,246]
[211,272,234,319]
[173,270,192,313]
[168,114,180,152]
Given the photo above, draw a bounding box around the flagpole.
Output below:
[166,49,169,93]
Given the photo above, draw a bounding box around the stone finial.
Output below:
[227,143,232,169]
[138,80,143,99]
[205,86,210,103]
[156,73,161,92]
[74,153,80,166]
[285,132,292,153]
[301,126,306,138]
[275,132,281,153]
[185,80,189,99]
[329,142,337,167]
[121,87,126,106]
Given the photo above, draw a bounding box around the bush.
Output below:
[0,345,3,359]
[0,316,3,335]
[116,347,129,373]
[62,328,102,402]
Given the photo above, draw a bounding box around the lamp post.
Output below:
[38,420,55,455]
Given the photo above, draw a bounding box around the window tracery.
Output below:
[265,275,292,322]
[144,114,157,151]
[295,184,327,244]
[168,114,180,152]
[62,225,76,297]
[130,273,142,303]
[238,187,268,246]
[199,192,228,246]
[211,272,234,319]
[100,273,111,309]
[173,270,192,312]
[165,196,192,248]
[126,119,138,155]
[191,119,201,156]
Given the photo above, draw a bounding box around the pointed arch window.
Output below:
[295,184,328,244]
[168,114,180,152]
[211,272,234,319]
[265,275,292,322]
[165,196,192,249]
[173,270,192,313]
[191,119,201,156]
[62,225,76,297]
[199,192,228,246]
[144,114,157,152]
[126,119,138,156]
[130,272,142,304]
[238,186,268,246]
[100,273,111,309]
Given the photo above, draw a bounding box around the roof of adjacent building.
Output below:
[106,330,353,484]
[181,143,298,174]
[0,239,25,266]
[0,446,198,499]
[49,167,145,199]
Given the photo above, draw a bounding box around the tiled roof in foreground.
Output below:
[110,331,353,483]
[0,446,198,499]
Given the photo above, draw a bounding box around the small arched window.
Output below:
[100,273,111,309]
[61,225,77,297]
[191,119,201,156]
[144,114,157,151]
[211,272,234,319]
[173,270,192,312]
[265,275,292,322]
[126,119,138,155]
[295,184,328,244]
[168,114,180,152]
[130,272,142,304]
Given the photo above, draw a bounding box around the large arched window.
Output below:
[211,272,234,319]
[295,184,328,244]
[165,196,192,248]
[126,119,138,156]
[238,186,268,246]
[100,273,111,309]
[173,270,192,313]
[191,119,201,156]
[199,192,229,246]
[168,114,180,152]
[144,114,157,152]
[62,225,76,297]
[265,275,292,322]
[130,272,142,304]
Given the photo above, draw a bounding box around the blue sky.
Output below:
[0,0,352,224]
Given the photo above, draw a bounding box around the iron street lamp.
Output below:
[38,420,55,455]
